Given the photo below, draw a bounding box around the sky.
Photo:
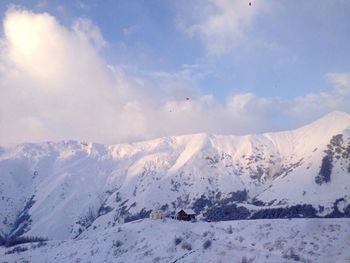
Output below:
[0,0,349,145]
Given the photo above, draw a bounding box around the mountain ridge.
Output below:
[2,110,350,150]
[0,111,349,240]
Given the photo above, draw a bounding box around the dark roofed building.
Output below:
[175,209,196,221]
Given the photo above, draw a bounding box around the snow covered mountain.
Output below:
[0,111,349,240]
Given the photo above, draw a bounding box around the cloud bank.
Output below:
[179,0,267,55]
[0,9,350,146]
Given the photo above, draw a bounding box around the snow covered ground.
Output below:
[0,218,349,263]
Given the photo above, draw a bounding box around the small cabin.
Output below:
[174,209,196,221]
[149,209,164,220]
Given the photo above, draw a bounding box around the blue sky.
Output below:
[1,0,349,99]
[0,0,350,144]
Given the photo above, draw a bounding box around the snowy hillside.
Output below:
[0,111,349,240]
[1,218,349,263]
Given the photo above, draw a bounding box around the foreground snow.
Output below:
[1,218,349,263]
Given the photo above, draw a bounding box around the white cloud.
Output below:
[223,74,350,133]
[0,9,349,146]
[179,0,266,55]
[0,9,122,145]
[326,72,350,94]
[73,18,107,50]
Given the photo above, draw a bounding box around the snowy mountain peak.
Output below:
[320,110,350,120]
[0,111,349,240]
[304,111,350,131]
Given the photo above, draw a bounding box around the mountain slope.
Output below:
[1,218,349,263]
[0,111,349,239]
